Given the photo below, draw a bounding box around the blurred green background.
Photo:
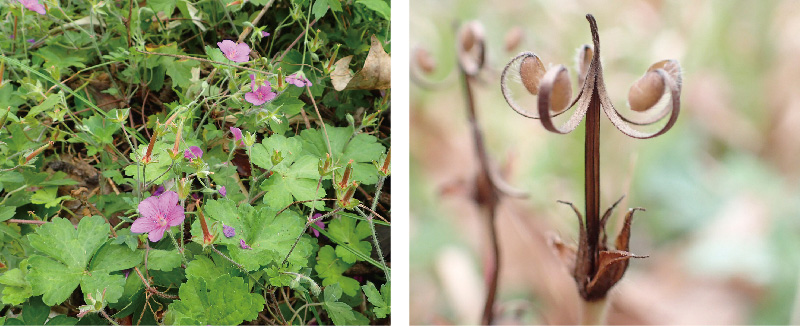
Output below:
[410,0,800,324]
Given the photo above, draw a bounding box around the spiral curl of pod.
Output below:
[456,21,486,76]
[500,15,682,139]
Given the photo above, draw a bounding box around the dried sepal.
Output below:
[627,70,666,112]
[414,47,436,75]
[558,199,647,301]
[519,54,546,95]
[504,26,524,52]
[456,21,486,75]
[576,44,593,87]
[541,65,573,113]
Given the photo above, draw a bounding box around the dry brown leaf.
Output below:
[331,35,391,91]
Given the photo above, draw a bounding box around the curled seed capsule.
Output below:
[628,70,665,112]
[414,48,436,74]
[519,55,546,95]
[576,44,593,87]
[459,23,478,52]
[504,26,524,52]
[544,66,573,113]
[647,59,682,91]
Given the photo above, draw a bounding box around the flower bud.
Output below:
[627,71,665,112]
[337,160,354,189]
[318,153,333,176]
[176,177,191,200]
[271,149,283,166]
[243,131,256,147]
[519,54,545,95]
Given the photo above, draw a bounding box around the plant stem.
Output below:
[481,206,500,326]
[585,90,601,275]
[582,298,609,325]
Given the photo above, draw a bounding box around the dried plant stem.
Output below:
[584,91,602,273]
[481,206,500,326]
[99,309,120,326]
[581,298,609,325]
[463,72,501,325]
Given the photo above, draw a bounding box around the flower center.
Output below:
[156,214,168,227]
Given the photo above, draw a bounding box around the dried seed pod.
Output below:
[414,47,436,74]
[519,55,546,95]
[647,59,682,91]
[576,44,593,87]
[457,22,486,75]
[627,71,665,112]
[458,22,479,52]
[543,66,573,113]
[504,26,524,52]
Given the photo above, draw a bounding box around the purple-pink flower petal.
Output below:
[230,127,245,146]
[223,224,235,238]
[217,40,250,63]
[184,146,203,160]
[262,31,270,37]
[19,0,46,15]
[218,186,227,197]
[131,191,185,242]
[153,186,165,196]
[245,84,277,106]
[240,239,252,249]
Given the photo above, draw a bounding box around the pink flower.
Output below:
[184,146,203,161]
[262,31,271,37]
[309,213,325,238]
[240,239,252,249]
[152,186,165,196]
[217,40,250,63]
[218,186,227,197]
[131,191,185,242]
[285,72,312,88]
[18,0,46,15]
[229,127,245,146]
[245,74,276,106]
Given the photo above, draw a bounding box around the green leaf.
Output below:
[300,125,385,185]
[147,249,182,271]
[0,263,32,305]
[199,199,314,271]
[89,242,143,273]
[111,228,139,251]
[30,187,72,208]
[328,217,372,264]
[26,216,138,305]
[0,206,15,223]
[45,315,78,326]
[327,0,342,11]
[251,134,325,209]
[356,0,390,20]
[362,281,390,318]
[166,257,264,324]
[20,296,49,325]
[322,283,357,326]
[27,94,62,118]
[315,245,359,296]
[312,0,329,20]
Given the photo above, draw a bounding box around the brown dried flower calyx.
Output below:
[500,14,682,301]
